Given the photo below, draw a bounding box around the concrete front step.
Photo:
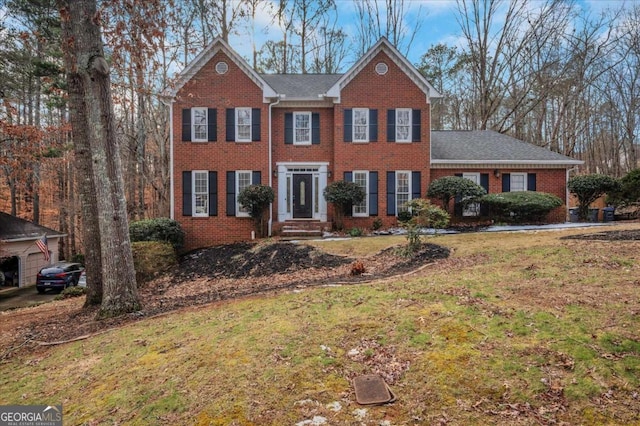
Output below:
[275,221,330,239]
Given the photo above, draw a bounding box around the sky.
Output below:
[226,0,627,69]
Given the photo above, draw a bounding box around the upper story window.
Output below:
[236,108,252,142]
[226,108,260,142]
[294,112,311,145]
[192,108,208,142]
[395,108,411,142]
[182,108,216,142]
[353,108,369,142]
[387,109,420,143]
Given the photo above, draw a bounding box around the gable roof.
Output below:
[260,74,342,101]
[164,37,276,99]
[0,212,65,242]
[431,130,583,166]
[326,37,441,102]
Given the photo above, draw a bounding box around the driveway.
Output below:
[0,286,59,312]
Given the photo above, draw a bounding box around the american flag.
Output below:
[36,235,50,262]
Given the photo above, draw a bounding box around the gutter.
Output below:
[159,97,175,220]
[267,95,283,237]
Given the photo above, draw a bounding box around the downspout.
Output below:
[566,166,578,221]
[166,99,175,220]
[268,95,282,237]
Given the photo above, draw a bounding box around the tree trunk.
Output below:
[58,0,140,316]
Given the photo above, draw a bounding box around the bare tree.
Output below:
[58,0,140,317]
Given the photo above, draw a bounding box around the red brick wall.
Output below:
[332,50,431,229]
[429,168,568,223]
[173,51,268,250]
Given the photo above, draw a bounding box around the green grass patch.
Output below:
[1,225,640,424]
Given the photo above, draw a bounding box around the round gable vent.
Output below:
[375,62,388,75]
[215,61,229,74]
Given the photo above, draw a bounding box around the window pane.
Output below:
[237,171,252,214]
[353,172,368,215]
[353,109,368,142]
[396,109,411,142]
[192,108,207,141]
[236,108,251,141]
[511,174,526,192]
[193,171,208,215]
[396,172,410,213]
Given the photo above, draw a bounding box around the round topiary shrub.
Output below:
[481,191,563,223]
[131,241,178,285]
[129,217,185,250]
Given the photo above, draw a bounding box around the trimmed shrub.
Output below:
[608,168,640,206]
[129,217,185,250]
[323,180,366,230]
[482,191,563,223]
[348,227,364,237]
[568,174,620,221]
[57,286,86,300]
[131,241,178,285]
[427,176,486,213]
[237,184,275,237]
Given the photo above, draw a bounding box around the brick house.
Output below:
[165,38,582,250]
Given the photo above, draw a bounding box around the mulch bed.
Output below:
[1,241,450,360]
[561,229,640,241]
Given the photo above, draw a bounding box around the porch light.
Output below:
[494,169,501,178]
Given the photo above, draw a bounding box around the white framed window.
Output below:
[294,112,311,145]
[510,173,527,192]
[236,170,252,217]
[192,107,207,142]
[353,171,369,217]
[353,108,369,142]
[462,172,480,217]
[235,108,252,142]
[193,171,209,217]
[396,108,411,142]
[396,171,411,214]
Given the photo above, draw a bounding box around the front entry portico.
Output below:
[276,162,329,222]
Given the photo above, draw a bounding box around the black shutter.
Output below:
[251,108,261,141]
[480,173,489,216]
[312,113,320,144]
[369,171,378,216]
[387,109,396,142]
[284,113,293,144]
[182,171,192,216]
[412,109,421,142]
[226,171,236,216]
[252,171,261,185]
[411,171,421,200]
[454,173,463,217]
[207,108,217,142]
[182,109,191,142]
[386,171,396,216]
[528,173,537,191]
[369,109,378,142]
[502,174,511,192]
[226,108,235,141]
[344,109,352,142]
[343,172,353,217]
[208,172,218,216]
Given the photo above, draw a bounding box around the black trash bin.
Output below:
[603,207,615,222]
[569,208,579,222]
[588,208,600,222]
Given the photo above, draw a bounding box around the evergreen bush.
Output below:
[482,191,563,223]
[129,217,185,250]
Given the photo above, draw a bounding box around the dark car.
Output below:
[36,262,84,293]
